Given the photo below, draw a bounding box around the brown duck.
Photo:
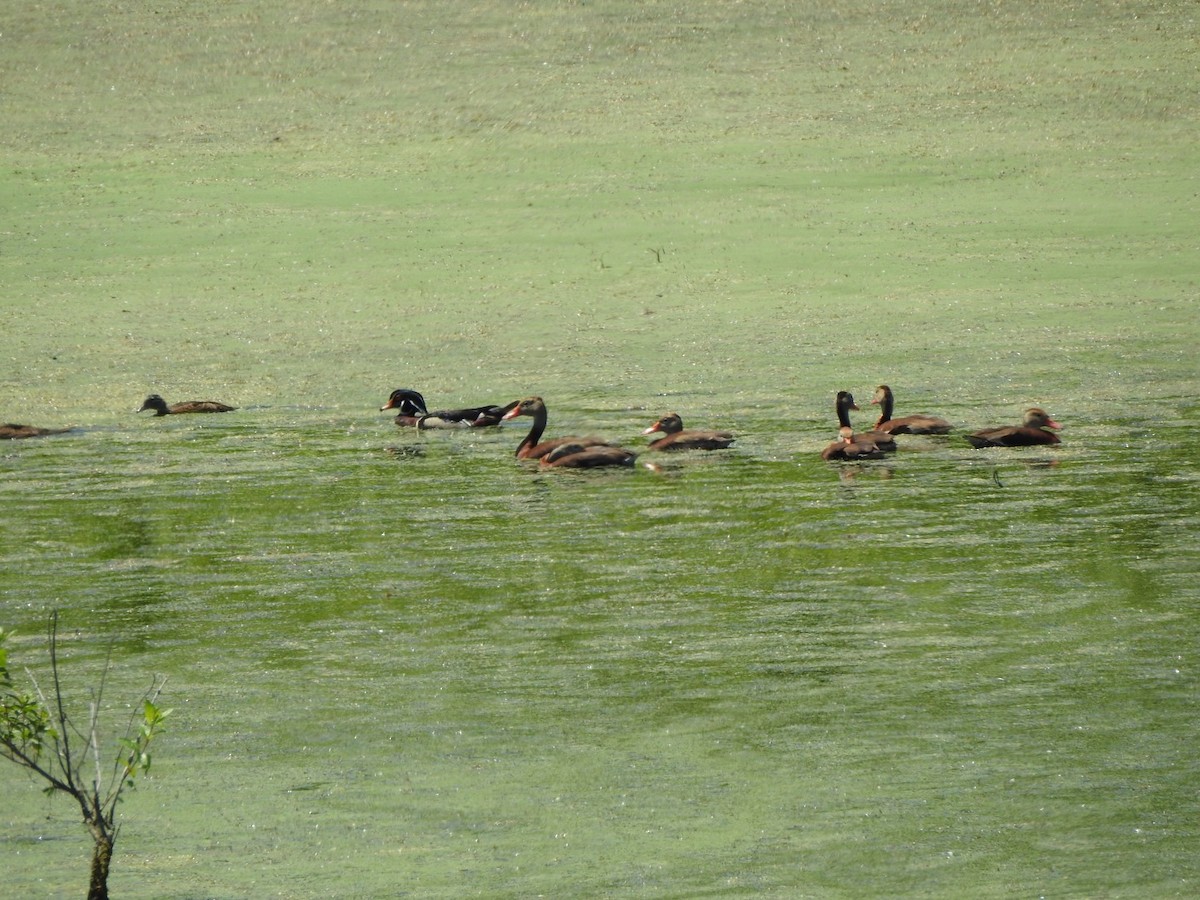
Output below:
[870,385,952,435]
[539,441,638,469]
[966,408,1062,448]
[1,423,73,440]
[642,413,734,451]
[139,394,236,416]
[826,390,896,455]
[502,396,631,467]
[820,426,888,461]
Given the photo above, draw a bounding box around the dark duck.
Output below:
[820,426,889,461]
[869,385,952,435]
[139,394,236,415]
[502,396,635,468]
[539,441,638,469]
[641,413,734,451]
[966,408,1062,448]
[1,423,73,439]
[819,391,896,460]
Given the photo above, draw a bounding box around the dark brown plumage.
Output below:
[820,426,888,461]
[870,385,952,435]
[827,390,896,455]
[0,423,73,440]
[539,442,638,469]
[966,408,1062,448]
[138,395,236,416]
[502,397,631,467]
[642,413,735,451]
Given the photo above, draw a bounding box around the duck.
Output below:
[641,413,735,451]
[138,394,236,416]
[830,390,897,453]
[501,396,620,463]
[966,408,1062,448]
[539,441,638,469]
[820,426,888,461]
[869,385,952,435]
[379,388,509,429]
[1,423,73,440]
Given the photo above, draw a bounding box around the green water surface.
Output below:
[2,2,1198,897]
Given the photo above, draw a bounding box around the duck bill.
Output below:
[502,405,522,421]
[641,424,663,436]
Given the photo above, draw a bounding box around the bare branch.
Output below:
[47,612,77,791]
[2,611,171,898]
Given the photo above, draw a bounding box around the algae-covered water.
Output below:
[3,2,1198,897]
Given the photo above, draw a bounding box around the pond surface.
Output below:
[2,371,1197,898]
[2,1,1198,895]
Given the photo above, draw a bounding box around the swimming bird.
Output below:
[966,408,1062,448]
[870,385,952,435]
[501,396,621,463]
[0,423,73,439]
[138,395,236,416]
[539,441,638,469]
[831,390,896,453]
[379,388,509,428]
[820,426,888,461]
[641,412,734,451]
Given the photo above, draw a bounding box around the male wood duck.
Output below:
[380,388,510,428]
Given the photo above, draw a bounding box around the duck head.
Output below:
[502,397,546,420]
[642,413,683,436]
[1023,408,1062,431]
[381,389,429,416]
[138,394,168,414]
